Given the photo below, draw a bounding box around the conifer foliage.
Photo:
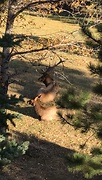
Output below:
[57,86,102,178]
[57,1,102,177]
[0,0,102,177]
[0,135,29,168]
[0,86,29,169]
[67,151,102,179]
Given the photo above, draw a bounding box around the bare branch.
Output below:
[29,52,48,66]
[81,27,102,45]
[55,71,73,85]
[13,0,63,20]
[11,46,50,57]
[51,50,65,63]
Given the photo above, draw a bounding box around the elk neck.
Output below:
[34,98,46,116]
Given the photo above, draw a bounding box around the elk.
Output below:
[28,95,75,121]
[37,59,64,103]
[28,95,57,121]
[37,80,59,103]
[38,59,64,86]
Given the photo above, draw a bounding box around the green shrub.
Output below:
[67,151,102,178]
[0,135,29,168]
[57,87,90,109]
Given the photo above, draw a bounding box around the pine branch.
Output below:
[11,46,50,57]
[10,40,68,57]
[81,26,102,45]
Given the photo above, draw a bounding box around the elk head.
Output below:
[38,73,54,87]
[38,59,64,87]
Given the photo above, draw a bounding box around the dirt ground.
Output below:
[0,11,102,180]
[0,131,102,180]
[0,57,101,180]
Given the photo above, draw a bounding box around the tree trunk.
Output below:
[1,0,14,94]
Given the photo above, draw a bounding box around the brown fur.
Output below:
[37,73,59,103]
[29,95,57,121]
[28,96,76,121]
[37,81,59,103]
[38,73,54,87]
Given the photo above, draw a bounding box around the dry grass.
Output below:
[0,11,102,180]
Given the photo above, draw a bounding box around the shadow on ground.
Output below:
[8,58,95,118]
[24,11,78,25]
[3,58,101,180]
[0,131,102,180]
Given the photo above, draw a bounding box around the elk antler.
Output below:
[39,58,65,75]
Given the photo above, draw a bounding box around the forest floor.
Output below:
[0,11,102,180]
